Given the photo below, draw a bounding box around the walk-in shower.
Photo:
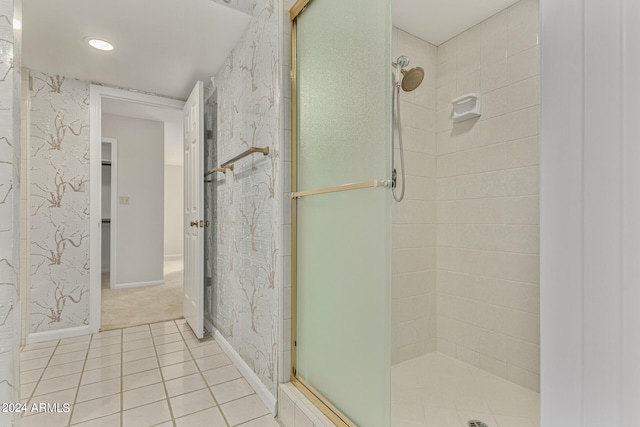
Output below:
[392,55,424,202]
[289,0,540,425]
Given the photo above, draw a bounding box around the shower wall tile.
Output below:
[402,127,436,154]
[481,59,508,93]
[279,0,295,387]
[507,46,540,84]
[457,25,481,57]
[391,28,438,365]
[438,38,457,65]
[506,106,539,140]
[456,49,480,80]
[481,10,508,65]
[507,0,539,56]
[435,0,540,392]
[437,61,456,89]
[507,76,540,111]
[456,71,480,98]
[392,224,436,249]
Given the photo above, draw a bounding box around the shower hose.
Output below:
[392,78,406,202]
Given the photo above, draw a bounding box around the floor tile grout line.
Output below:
[120,327,124,427]
[21,320,275,426]
[235,413,274,427]
[65,332,95,427]
[120,328,140,427]
[180,327,232,427]
[64,361,241,411]
[22,338,61,406]
[150,320,178,427]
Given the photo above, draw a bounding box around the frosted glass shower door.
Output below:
[291,0,392,426]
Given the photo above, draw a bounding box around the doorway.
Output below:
[90,85,185,331]
[21,0,252,344]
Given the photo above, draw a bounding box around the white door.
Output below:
[183,81,204,339]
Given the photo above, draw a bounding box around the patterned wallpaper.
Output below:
[211,0,255,15]
[20,0,283,401]
[28,71,90,333]
[0,0,20,424]
[207,0,282,398]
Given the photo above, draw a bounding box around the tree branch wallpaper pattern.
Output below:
[208,0,282,398]
[212,0,256,16]
[29,71,90,333]
[22,0,284,401]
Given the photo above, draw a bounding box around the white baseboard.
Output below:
[113,279,164,289]
[212,328,277,416]
[204,317,214,333]
[27,325,92,344]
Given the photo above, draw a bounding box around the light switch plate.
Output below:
[119,196,130,205]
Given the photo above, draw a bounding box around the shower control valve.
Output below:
[392,168,397,188]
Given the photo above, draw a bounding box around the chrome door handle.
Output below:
[190,220,198,227]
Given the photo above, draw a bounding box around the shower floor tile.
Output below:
[392,353,540,427]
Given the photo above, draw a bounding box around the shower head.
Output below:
[400,67,424,92]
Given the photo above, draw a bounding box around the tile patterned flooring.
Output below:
[19,319,279,427]
[392,353,540,427]
[19,320,540,427]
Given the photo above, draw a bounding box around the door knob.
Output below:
[190,220,198,227]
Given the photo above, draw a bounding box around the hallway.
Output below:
[19,319,278,427]
[100,257,184,330]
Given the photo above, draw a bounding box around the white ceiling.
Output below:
[22,0,251,100]
[21,0,521,101]
[394,0,521,46]
[102,99,183,166]
[22,0,520,168]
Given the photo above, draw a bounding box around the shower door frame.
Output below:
[289,0,390,426]
[289,3,353,426]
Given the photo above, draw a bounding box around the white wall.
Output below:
[0,2,20,422]
[164,164,183,256]
[102,114,164,286]
[541,0,640,424]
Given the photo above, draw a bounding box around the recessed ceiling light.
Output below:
[87,38,114,51]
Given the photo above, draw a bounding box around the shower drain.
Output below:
[468,421,489,427]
